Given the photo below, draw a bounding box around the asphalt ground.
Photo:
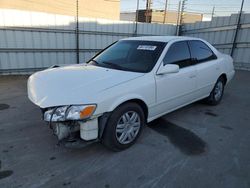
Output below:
[0,70,249,188]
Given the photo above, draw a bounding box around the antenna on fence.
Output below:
[76,0,80,64]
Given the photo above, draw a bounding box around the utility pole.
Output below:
[146,0,152,23]
[163,0,168,24]
[134,0,139,36]
[231,0,245,57]
[211,6,215,19]
[76,0,79,64]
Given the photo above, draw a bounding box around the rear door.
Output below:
[154,41,197,116]
[188,40,221,98]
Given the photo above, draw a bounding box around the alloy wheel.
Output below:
[214,81,223,101]
[115,111,141,144]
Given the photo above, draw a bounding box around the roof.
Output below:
[121,36,198,42]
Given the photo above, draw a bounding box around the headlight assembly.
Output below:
[44,106,68,122]
[43,105,96,122]
[66,105,96,120]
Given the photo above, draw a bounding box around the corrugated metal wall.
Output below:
[0,9,176,74]
[183,13,250,70]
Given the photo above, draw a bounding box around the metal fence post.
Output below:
[176,1,182,36]
[231,0,245,57]
[163,0,168,24]
[76,0,80,64]
[134,0,139,36]
[178,0,186,36]
[175,1,181,36]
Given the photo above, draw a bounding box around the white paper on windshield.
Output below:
[137,45,157,51]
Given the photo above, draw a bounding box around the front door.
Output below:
[154,41,197,117]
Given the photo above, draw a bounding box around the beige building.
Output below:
[0,0,120,20]
[150,10,203,24]
[121,10,203,24]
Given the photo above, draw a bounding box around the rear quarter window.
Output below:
[188,40,217,63]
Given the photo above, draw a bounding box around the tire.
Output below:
[205,77,225,105]
[101,102,145,151]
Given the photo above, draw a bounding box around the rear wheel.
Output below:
[102,102,145,151]
[205,77,225,105]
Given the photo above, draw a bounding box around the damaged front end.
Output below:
[43,105,99,142]
[51,121,80,141]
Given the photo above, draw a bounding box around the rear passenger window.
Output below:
[163,41,191,68]
[188,40,216,63]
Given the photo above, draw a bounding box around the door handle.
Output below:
[189,75,196,78]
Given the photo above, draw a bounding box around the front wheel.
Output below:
[205,77,225,105]
[102,102,145,151]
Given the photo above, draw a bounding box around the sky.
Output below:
[121,0,250,18]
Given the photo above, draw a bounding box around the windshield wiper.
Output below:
[103,61,127,70]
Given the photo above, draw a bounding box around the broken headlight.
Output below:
[44,105,96,122]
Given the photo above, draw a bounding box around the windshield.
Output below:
[89,40,166,73]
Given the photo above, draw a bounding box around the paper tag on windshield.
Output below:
[137,45,157,51]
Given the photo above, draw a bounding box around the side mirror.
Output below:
[157,64,179,75]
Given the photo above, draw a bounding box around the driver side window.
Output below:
[163,41,191,68]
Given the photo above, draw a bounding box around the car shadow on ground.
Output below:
[148,118,207,155]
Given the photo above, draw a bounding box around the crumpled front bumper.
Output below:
[51,118,99,141]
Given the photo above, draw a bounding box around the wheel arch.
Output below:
[98,97,149,139]
[220,73,227,85]
[109,97,149,121]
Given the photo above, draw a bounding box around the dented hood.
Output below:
[28,64,143,108]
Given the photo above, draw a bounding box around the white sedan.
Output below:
[28,36,235,151]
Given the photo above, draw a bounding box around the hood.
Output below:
[28,64,143,108]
